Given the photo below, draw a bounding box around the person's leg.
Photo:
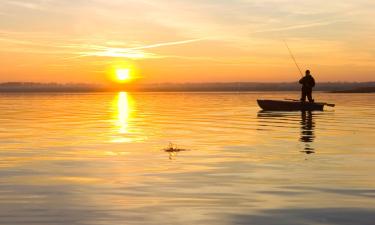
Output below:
[301,89,307,102]
[307,90,314,102]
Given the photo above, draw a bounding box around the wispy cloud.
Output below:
[128,38,207,50]
[0,30,207,60]
[1,0,45,10]
[79,48,159,59]
[78,38,207,59]
[250,20,344,34]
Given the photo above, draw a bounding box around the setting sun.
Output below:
[116,69,131,82]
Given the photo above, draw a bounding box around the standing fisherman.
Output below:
[299,70,315,102]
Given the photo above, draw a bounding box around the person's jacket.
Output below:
[299,75,315,89]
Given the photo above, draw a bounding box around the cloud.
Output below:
[0,28,207,60]
[78,38,207,59]
[129,38,207,50]
[1,0,45,10]
[249,20,345,34]
[79,48,159,59]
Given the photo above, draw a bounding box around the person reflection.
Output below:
[300,111,315,154]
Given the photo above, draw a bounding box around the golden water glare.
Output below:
[118,92,130,134]
[112,92,134,143]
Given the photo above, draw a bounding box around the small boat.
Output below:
[257,99,327,111]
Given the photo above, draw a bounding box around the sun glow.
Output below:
[116,69,131,82]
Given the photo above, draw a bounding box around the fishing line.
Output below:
[283,39,303,77]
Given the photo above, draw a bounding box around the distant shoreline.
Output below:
[329,87,375,93]
[0,82,374,93]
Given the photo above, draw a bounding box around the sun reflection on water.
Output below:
[118,92,132,134]
[112,92,136,143]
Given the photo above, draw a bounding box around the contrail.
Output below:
[69,38,209,59]
[250,20,343,34]
[128,38,207,50]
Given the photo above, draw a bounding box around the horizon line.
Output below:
[1,81,375,85]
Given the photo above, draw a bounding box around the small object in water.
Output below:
[300,150,315,154]
[164,142,189,152]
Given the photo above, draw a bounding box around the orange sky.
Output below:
[0,0,374,83]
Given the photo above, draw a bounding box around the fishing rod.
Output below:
[283,39,303,77]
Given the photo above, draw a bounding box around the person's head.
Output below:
[305,70,311,76]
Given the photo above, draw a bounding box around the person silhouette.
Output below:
[299,70,315,102]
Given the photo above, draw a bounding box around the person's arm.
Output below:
[311,77,315,87]
[299,77,304,84]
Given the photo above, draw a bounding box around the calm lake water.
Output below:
[0,92,374,225]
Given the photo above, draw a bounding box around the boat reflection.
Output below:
[257,110,316,154]
[300,111,315,154]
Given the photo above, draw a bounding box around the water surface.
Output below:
[0,92,374,225]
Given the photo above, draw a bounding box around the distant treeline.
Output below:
[0,82,104,92]
[132,82,375,92]
[0,81,375,92]
[330,86,375,93]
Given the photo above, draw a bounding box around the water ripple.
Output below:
[0,92,374,225]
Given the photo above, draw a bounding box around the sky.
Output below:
[0,0,374,83]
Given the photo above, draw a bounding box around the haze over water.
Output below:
[0,92,374,225]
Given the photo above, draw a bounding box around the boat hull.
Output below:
[257,100,324,111]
